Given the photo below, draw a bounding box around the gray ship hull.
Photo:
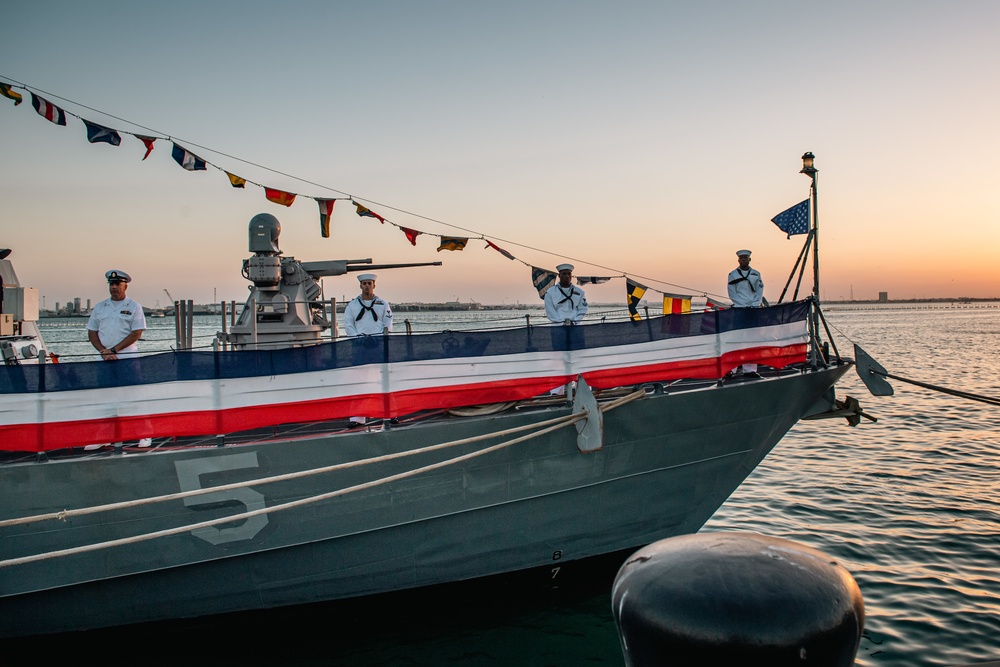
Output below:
[0,364,848,638]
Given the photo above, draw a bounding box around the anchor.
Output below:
[803,394,877,427]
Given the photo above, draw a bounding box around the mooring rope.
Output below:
[871,370,1000,407]
[0,389,647,567]
[0,412,583,530]
[599,388,646,412]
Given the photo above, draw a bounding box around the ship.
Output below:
[0,215,860,638]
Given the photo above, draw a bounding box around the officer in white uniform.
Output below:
[85,269,151,447]
[343,273,393,337]
[727,250,764,308]
[342,273,393,427]
[544,264,588,324]
[726,250,765,376]
[87,269,147,360]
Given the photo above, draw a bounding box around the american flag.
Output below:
[771,199,811,238]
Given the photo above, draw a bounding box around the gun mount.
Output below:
[1,248,47,364]
[222,213,441,350]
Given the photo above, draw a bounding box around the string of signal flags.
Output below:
[2,77,737,319]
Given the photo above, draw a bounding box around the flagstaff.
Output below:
[800,152,819,299]
[799,152,821,367]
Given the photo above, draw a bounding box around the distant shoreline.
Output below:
[822,297,999,304]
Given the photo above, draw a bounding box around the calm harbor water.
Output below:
[32,304,1000,666]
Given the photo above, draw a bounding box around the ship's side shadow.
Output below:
[8,549,632,667]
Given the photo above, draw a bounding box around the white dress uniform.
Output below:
[727,268,764,307]
[727,251,764,310]
[343,274,393,427]
[86,296,147,358]
[343,295,393,336]
[544,265,588,396]
[544,284,588,324]
[726,251,764,375]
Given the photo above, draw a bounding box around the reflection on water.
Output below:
[706,305,1000,667]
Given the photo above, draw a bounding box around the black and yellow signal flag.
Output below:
[626,279,647,321]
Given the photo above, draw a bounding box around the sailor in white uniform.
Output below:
[727,249,764,308]
[343,273,393,337]
[342,273,393,427]
[544,264,588,325]
[726,249,764,376]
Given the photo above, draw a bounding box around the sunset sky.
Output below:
[2,1,998,309]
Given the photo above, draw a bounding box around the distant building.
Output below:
[73,297,81,313]
[878,292,888,303]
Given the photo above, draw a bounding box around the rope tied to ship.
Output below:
[0,388,646,568]
[854,343,1000,407]
[871,369,1000,407]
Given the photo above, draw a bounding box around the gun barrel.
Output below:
[347,262,443,272]
[299,259,441,278]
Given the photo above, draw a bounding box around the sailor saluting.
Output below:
[544,263,589,325]
[344,273,393,337]
[727,250,764,308]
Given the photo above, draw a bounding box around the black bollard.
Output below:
[612,532,864,666]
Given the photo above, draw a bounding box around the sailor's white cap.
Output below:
[105,269,132,283]
[357,273,377,282]
[736,249,752,257]
[556,263,574,272]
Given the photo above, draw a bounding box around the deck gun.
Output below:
[224,213,441,350]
